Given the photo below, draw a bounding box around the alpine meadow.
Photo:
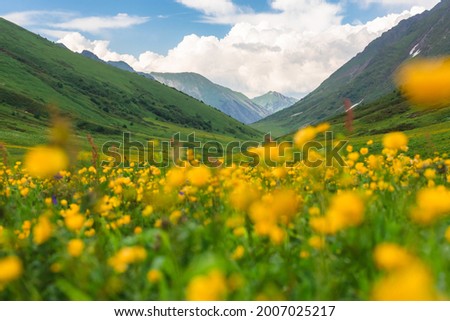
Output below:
[0,0,449,303]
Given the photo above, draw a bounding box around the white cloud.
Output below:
[1,10,74,26]
[1,11,149,35]
[356,0,439,9]
[175,0,239,16]
[51,13,149,33]
[58,3,425,98]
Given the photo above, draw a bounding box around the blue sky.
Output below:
[0,0,424,55]
[0,1,440,97]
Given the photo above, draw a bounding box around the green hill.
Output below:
[0,18,261,158]
[279,91,450,156]
[254,0,450,136]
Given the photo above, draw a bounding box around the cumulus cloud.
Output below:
[58,3,425,98]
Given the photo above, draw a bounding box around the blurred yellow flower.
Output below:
[382,132,408,151]
[445,226,450,243]
[186,269,227,301]
[371,262,438,301]
[67,239,84,257]
[395,57,450,107]
[231,245,245,260]
[187,166,211,187]
[0,256,23,285]
[108,246,147,273]
[310,192,364,235]
[294,126,317,148]
[147,269,162,283]
[33,215,53,245]
[229,183,259,212]
[373,243,415,271]
[411,186,450,225]
[24,146,69,178]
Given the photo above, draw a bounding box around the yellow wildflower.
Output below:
[395,57,450,107]
[186,269,227,301]
[371,262,438,301]
[67,239,84,257]
[0,256,23,285]
[33,215,53,245]
[147,269,162,283]
[187,166,211,187]
[24,146,69,178]
[373,243,415,271]
[383,132,408,151]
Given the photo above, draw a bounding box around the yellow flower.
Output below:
[229,182,259,212]
[395,57,450,107]
[231,245,245,260]
[67,239,84,257]
[147,269,162,283]
[382,132,408,151]
[33,215,53,245]
[186,269,227,301]
[423,168,436,180]
[65,213,85,232]
[294,126,317,148]
[108,246,147,273]
[310,192,364,235]
[445,226,450,243]
[373,243,415,271]
[24,146,69,178]
[0,256,23,285]
[142,205,153,217]
[411,186,450,225]
[360,148,369,155]
[187,166,211,187]
[308,235,325,250]
[371,262,438,301]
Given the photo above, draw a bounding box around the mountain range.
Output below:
[254,0,450,136]
[0,17,261,155]
[251,91,297,115]
[80,51,297,124]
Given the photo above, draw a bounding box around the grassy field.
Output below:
[0,119,449,300]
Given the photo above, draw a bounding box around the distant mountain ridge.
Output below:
[150,72,270,124]
[252,91,297,114]
[254,0,450,136]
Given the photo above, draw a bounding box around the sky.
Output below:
[0,0,441,98]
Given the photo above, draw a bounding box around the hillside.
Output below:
[150,72,269,124]
[0,18,261,158]
[254,0,450,136]
[252,91,297,114]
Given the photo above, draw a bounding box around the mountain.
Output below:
[81,50,135,72]
[81,50,103,62]
[0,18,260,154]
[254,0,450,136]
[150,72,269,124]
[107,61,135,73]
[252,91,298,114]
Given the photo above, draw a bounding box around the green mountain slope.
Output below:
[0,18,261,156]
[251,91,298,114]
[254,0,450,137]
[150,72,269,124]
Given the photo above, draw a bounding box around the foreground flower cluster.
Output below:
[0,128,449,300]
